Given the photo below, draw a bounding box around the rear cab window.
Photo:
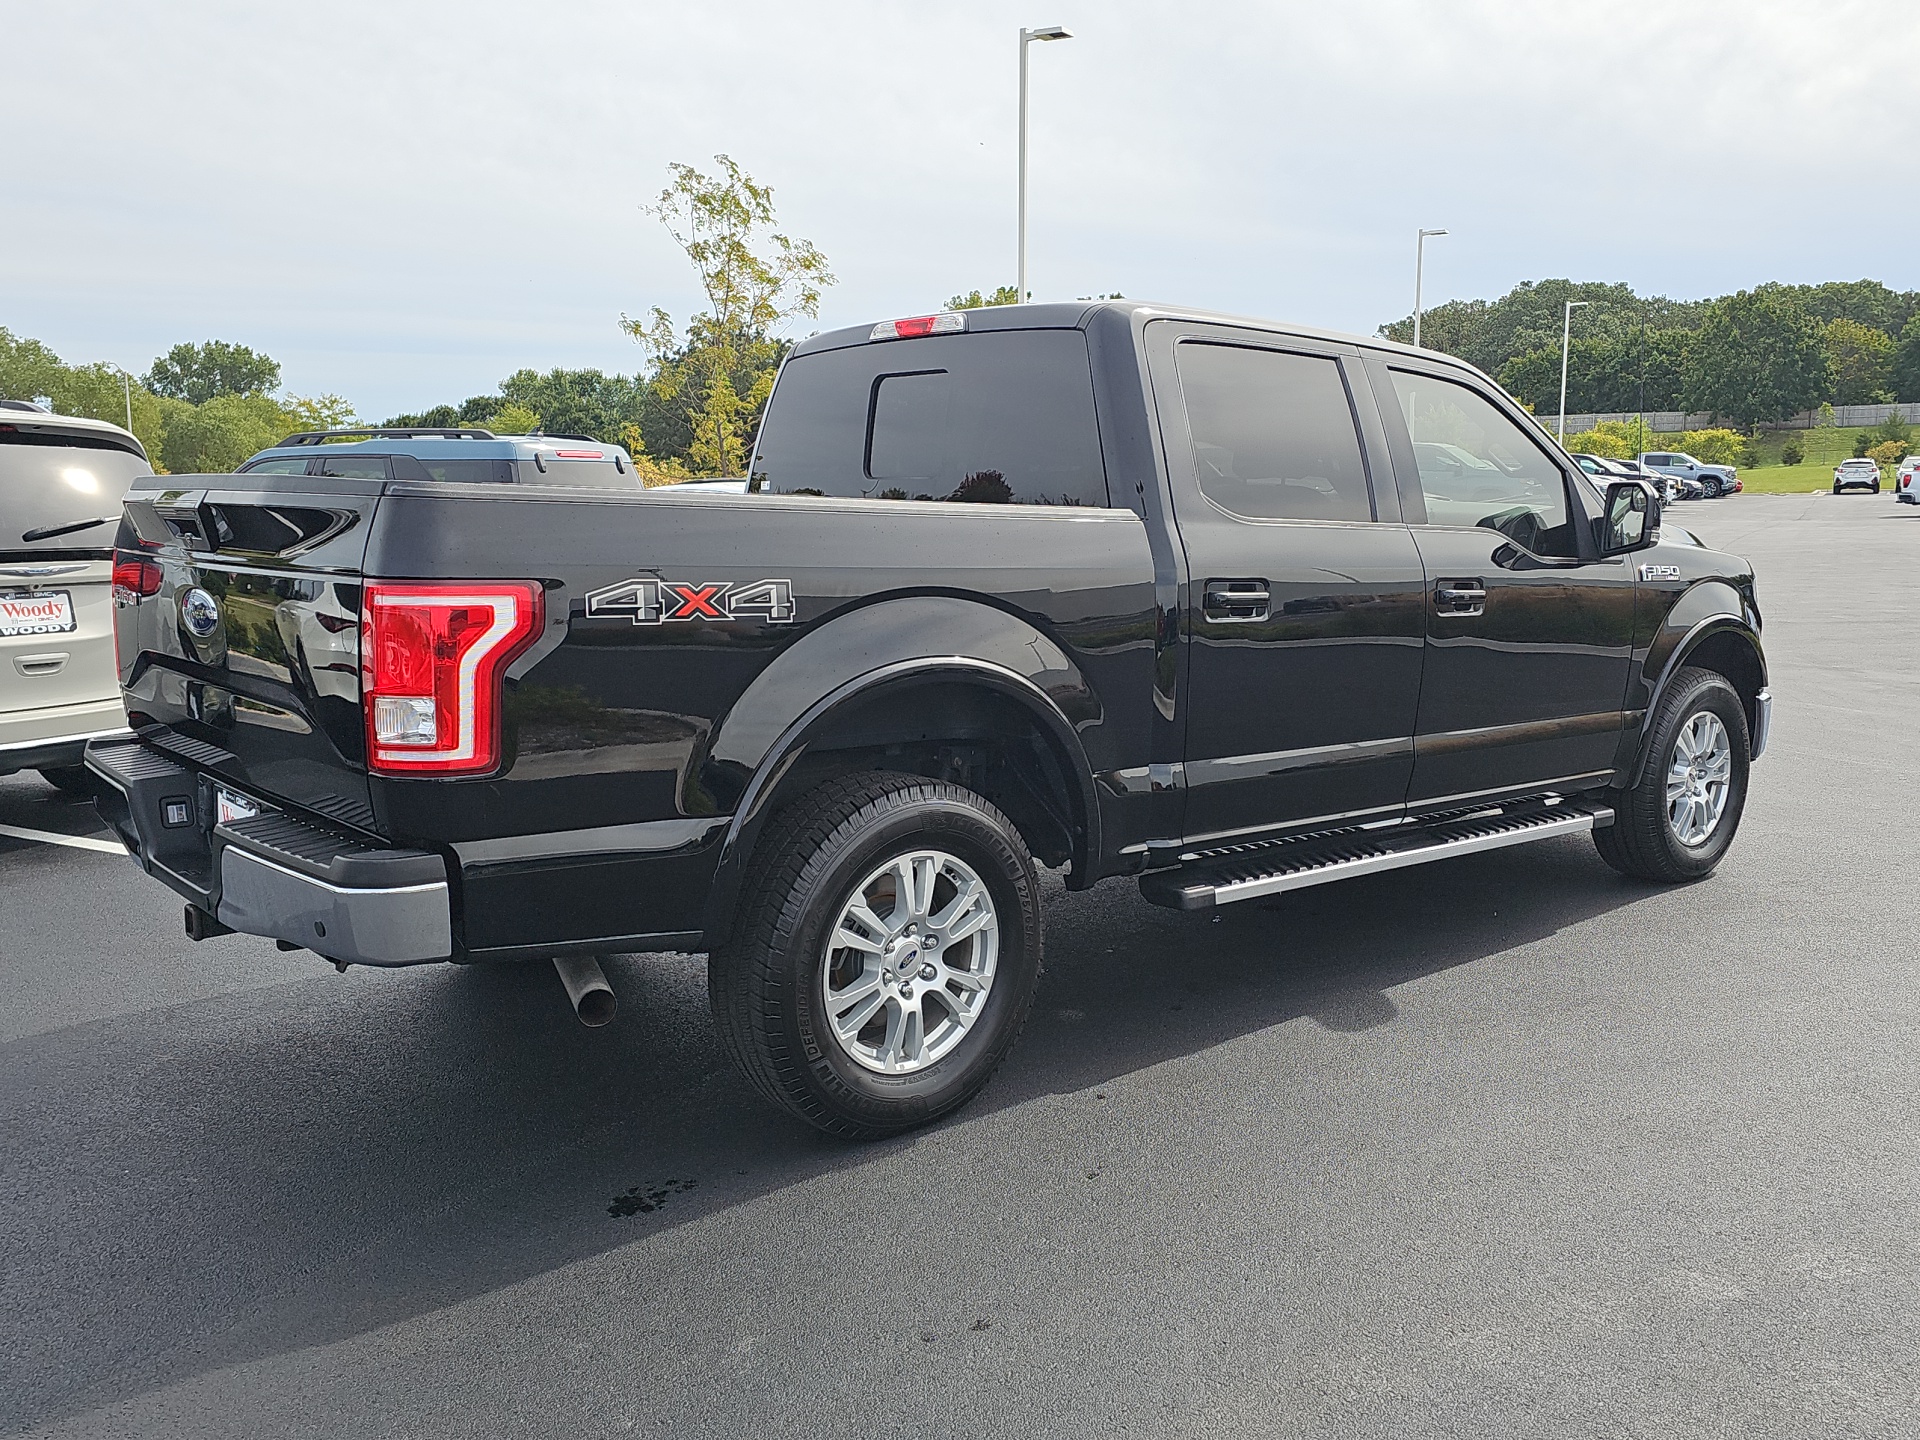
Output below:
[749,329,1109,505]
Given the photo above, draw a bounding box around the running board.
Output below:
[1139,797,1614,911]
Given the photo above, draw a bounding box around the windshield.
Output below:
[1,434,152,555]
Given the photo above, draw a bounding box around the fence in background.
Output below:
[1548,401,1920,435]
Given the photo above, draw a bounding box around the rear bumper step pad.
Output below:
[86,737,452,966]
[1140,797,1614,910]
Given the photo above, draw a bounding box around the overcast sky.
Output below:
[6,0,1918,419]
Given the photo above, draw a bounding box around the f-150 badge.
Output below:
[1639,564,1681,581]
[584,578,796,624]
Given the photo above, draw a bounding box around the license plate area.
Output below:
[217,789,264,826]
[0,588,76,637]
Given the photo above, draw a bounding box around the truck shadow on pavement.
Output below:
[3,834,1655,1432]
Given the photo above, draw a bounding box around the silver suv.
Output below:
[1640,451,1738,498]
[0,402,148,790]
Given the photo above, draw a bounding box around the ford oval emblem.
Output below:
[180,587,221,638]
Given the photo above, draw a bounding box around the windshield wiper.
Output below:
[22,516,114,543]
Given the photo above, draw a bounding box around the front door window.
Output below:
[1389,371,1576,558]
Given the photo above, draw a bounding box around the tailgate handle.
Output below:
[15,652,69,677]
[1203,579,1271,622]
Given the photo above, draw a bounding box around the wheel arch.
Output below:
[1628,609,1768,785]
[699,598,1104,948]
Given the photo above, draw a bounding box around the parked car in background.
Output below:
[0,400,147,791]
[238,427,640,488]
[1832,458,1882,495]
[1641,451,1737,498]
[1895,456,1919,505]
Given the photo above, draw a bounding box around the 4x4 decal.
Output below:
[584,578,796,625]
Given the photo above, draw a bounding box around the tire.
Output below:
[38,766,96,797]
[1872,482,1881,493]
[709,771,1044,1139]
[1833,484,1843,495]
[1594,666,1750,883]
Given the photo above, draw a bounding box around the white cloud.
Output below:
[4,0,1916,417]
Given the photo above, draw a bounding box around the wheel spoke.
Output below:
[944,965,989,993]
[833,918,886,955]
[819,846,1001,1075]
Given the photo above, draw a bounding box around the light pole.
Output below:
[1412,228,1447,348]
[99,362,134,434]
[1558,300,1594,443]
[1018,24,1073,304]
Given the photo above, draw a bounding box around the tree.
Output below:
[1823,318,1895,405]
[1891,316,1920,402]
[948,286,1020,310]
[622,155,834,476]
[158,392,295,473]
[144,341,281,404]
[1680,290,1829,430]
[283,394,357,432]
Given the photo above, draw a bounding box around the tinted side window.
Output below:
[1388,370,1575,557]
[240,457,312,475]
[312,453,390,480]
[1174,343,1372,522]
[750,329,1108,505]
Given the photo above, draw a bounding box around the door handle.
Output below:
[1434,580,1487,616]
[1203,579,1270,622]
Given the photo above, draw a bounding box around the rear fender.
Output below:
[699,597,1102,946]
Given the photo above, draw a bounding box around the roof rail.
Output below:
[274,427,498,446]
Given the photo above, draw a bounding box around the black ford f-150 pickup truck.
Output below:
[89,301,1770,1137]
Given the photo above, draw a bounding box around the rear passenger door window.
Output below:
[241,457,313,475]
[1173,343,1373,522]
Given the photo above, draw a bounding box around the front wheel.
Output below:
[1594,666,1750,883]
[709,771,1044,1138]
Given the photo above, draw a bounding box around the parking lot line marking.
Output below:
[0,823,127,855]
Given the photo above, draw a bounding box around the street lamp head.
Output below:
[1420,228,1449,238]
[1024,25,1072,41]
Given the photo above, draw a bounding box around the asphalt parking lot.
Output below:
[3,492,1916,1439]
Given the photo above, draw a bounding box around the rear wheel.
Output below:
[709,771,1044,1139]
[1594,666,1749,883]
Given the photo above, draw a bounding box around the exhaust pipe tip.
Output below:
[552,955,616,1028]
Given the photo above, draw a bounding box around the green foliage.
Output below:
[1674,428,1747,467]
[283,393,357,432]
[1564,427,1631,460]
[1867,439,1904,472]
[158,392,295,473]
[1892,316,1920,402]
[1853,411,1913,458]
[145,340,281,404]
[1385,279,1706,382]
[478,401,541,435]
[1824,318,1896,405]
[948,286,1021,309]
[1680,290,1830,430]
[619,155,834,477]
[1496,327,1689,415]
[1781,440,1805,466]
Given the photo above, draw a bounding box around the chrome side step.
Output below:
[1139,797,1614,911]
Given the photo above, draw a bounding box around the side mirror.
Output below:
[1600,479,1660,555]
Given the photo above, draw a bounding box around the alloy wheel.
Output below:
[819,849,1000,1075]
[1666,711,1732,847]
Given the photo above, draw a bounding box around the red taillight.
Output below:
[552,449,603,459]
[869,311,967,341]
[112,554,162,600]
[361,581,543,776]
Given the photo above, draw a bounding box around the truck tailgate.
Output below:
[115,478,381,831]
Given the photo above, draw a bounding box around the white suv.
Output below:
[1897,456,1919,505]
[1832,457,1883,495]
[0,402,148,791]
